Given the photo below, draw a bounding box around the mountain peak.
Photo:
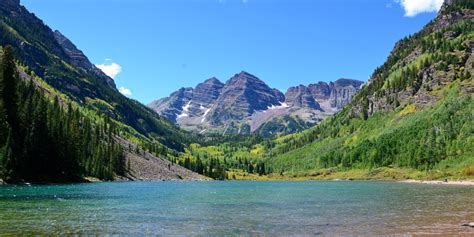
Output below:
[53,30,116,89]
[234,71,259,80]
[239,70,253,76]
[150,74,363,135]
[202,77,223,85]
[333,78,364,87]
[227,71,268,89]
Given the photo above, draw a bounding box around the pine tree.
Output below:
[1,46,20,181]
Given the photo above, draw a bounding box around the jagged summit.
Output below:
[227,71,266,85]
[0,0,189,151]
[53,30,116,89]
[333,78,364,88]
[149,72,363,136]
[202,77,222,85]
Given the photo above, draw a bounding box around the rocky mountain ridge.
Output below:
[149,71,364,136]
[0,0,206,181]
[0,0,190,151]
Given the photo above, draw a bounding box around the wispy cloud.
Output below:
[396,0,443,17]
[119,86,132,97]
[96,61,122,79]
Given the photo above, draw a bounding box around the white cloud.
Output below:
[96,62,122,79]
[397,0,444,17]
[119,86,132,97]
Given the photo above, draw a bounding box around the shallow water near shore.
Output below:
[0,181,473,235]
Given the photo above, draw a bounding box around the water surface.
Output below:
[0,181,473,235]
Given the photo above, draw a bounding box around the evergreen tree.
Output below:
[0,46,19,180]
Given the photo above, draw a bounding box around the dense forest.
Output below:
[0,46,126,183]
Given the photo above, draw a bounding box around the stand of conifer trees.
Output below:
[0,46,125,183]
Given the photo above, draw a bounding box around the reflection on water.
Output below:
[0,181,473,235]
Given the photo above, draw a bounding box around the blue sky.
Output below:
[22,0,441,103]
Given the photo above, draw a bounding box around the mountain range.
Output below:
[0,0,472,183]
[0,0,206,181]
[148,71,364,136]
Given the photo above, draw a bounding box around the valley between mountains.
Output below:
[0,0,473,183]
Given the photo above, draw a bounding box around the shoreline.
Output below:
[2,177,474,186]
[399,179,474,186]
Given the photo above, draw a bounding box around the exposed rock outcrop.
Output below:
[308,79,364,111]
[193,77,224,107]
[53,31,116,89]
[285,85,321,110]
[148,87,194,121]
[149,72,364,136]
[208,71,285,125]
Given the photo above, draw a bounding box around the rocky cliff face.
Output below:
[0,0,115,90]
[0,0,190,151]
[53,31,116,88]
[349,0,473,119]
[285,85,321,110]
[148,87,193,121]
[308,82,331,101]
[148,77,224,123]
[328,79,364,109]
[208,71,285,125]
[149,71,364,136]
[308,79,364,111]
[193,77,224,107]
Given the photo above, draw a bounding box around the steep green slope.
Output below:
[0,0,187,152]
[261,0,474,178]
[0,0,214,182]
[255,115,314,138]
[175,0,474,180]
[0,46,126,183]
[267,81,472,177]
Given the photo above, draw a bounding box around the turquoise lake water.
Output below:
[0,181,473,236]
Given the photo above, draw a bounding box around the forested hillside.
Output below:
[1,0,472,182]
[261,0,474,178]
[0,46,126,182]
[0,0,216,182]
[0,0,187,153]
